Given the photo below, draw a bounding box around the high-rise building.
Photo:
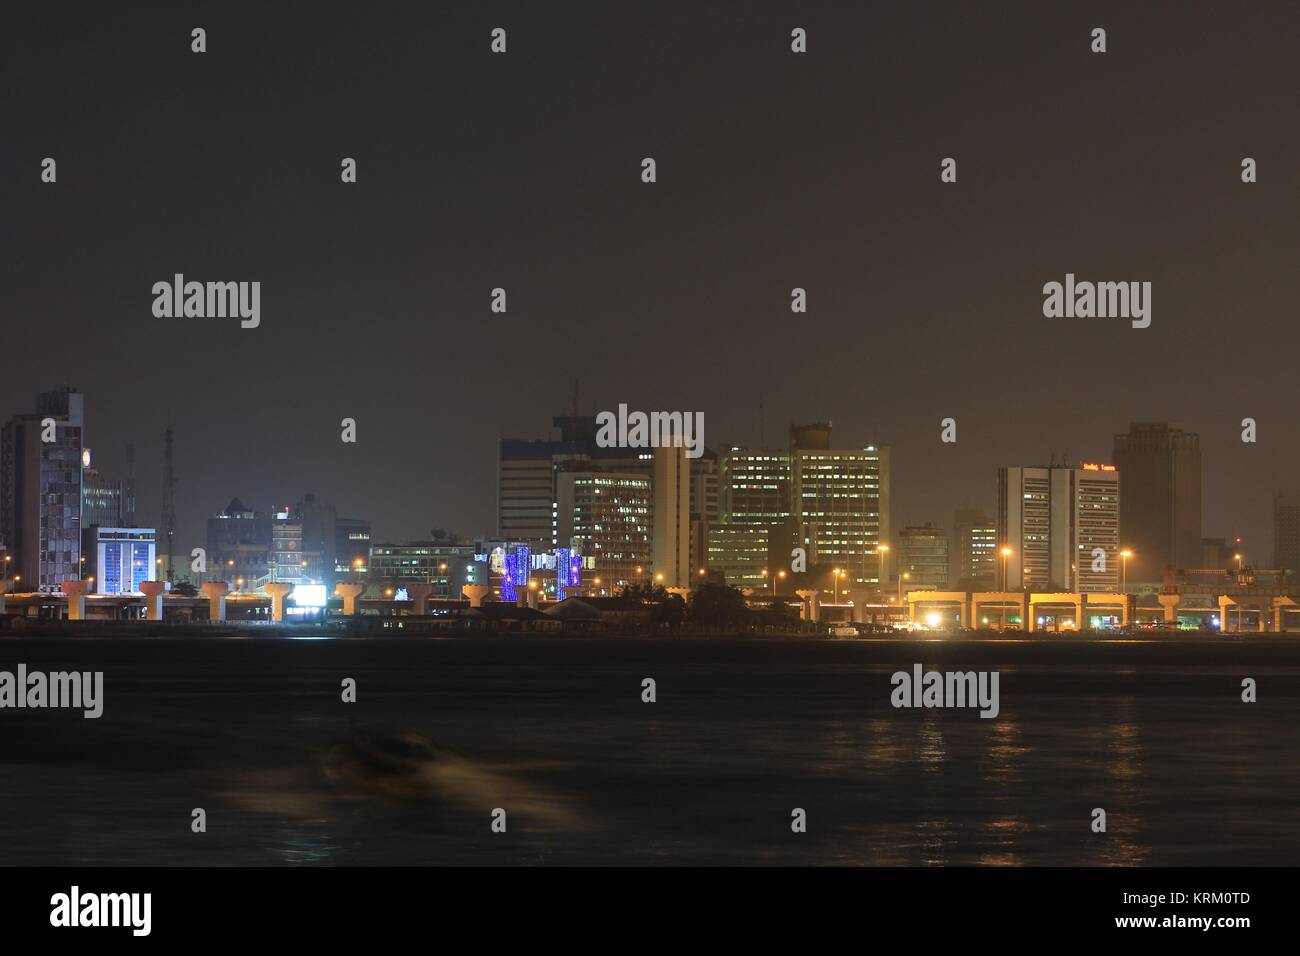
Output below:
[1112,421,1201,583]
[1273,492,1300,579]
[706,524,771,589]
[1,388,85,590]
[556,471,651,589]
[652,444,691,587]
[81,450,124,528]
[952,508,996,588]
[790,424,890,586]
[688,449,719,578]
[498,415,647,548]
[207,498,273,588]
[899,523,949,588]
[335,518,372,576]
[715,448,792,585]
[997,463,1120,592]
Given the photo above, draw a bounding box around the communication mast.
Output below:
[160,427,176,582]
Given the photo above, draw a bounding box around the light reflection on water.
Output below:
[0,638,1296,865]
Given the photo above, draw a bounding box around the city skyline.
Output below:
[1,383,1291,575]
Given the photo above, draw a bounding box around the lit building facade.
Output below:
[369,541,482,598]
[898,523,949,588]
[715,449,791,586]
[790,425,890,586]
[998,464,1120,592]
[1,388,85,590]
[556,471,651,590]
[952,508,996,587]
[706,523,770,588]
[84,526,156,595]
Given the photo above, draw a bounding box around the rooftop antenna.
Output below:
[160,427,176,582]
[124,443,137,526]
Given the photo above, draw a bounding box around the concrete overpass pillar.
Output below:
[1271,597,1295,633]
[406,582,434,615]
[795,589,819,623]
[139,581,166,621]
[1027,602,1037,633]
[1217,596,1236,633]
[1158,593,1180,625]
[0,579,11,614]
[1073,599,1083,631]
[262,583,293,622]
[462,585,491,608]
[61,580,88,621]
[1258,607,1267,633]
[202,581,230,622]
[335,583,365,616]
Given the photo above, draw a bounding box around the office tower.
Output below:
[207,498,273,588]
[998,463,1120,592]
[1,387,85,589]
[789,423,890,586]
[556,471,651,589]
[706,524,771,588]
[715,448,792,586]
[1274,493,1300,578]
[81,450,124,528]
[498,415,646,548]
[368,540,481,598]
[335,518,372,576]
[688,449,719,577]
[269,509,307,584]
[899,523,949,588]
[1112,421,1201,583]
[652,444,691,588]
[952,508,996,587]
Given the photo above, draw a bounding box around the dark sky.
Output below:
[3,1,1298,560]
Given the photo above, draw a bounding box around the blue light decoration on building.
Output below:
[501,545,532,602]
[555,547,583,600]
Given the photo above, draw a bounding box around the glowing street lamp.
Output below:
[1120,549,1133,594]
[775,569,786,596]
[999,547,1014,630]
[899,571,910,605]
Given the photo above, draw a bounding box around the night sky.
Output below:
[3,1,1297,560]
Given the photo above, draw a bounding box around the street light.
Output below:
[999,547,1013,630]
[1234,552,1243,572]
[899,571,910,605]
[775,569,786,596]
[833,568,844,603]
[876,544,889,589]
[1120,549,1133,594]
